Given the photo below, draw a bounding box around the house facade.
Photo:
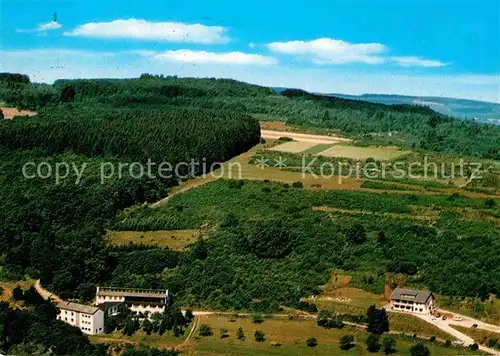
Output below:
[57,301,104,335]
[95,286,170,318]
[390,287,435,315]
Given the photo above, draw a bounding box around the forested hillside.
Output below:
[2,72,499,159]
[1,72,499,310]
[115,179,500,311]
[0,73,260,300]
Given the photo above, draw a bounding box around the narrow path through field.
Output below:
[180,315,199,347]
[34,279,63,303]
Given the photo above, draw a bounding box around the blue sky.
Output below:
[1,0,499,102]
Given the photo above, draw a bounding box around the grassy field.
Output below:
[90,328,189,349]
[187,315,481,356]
[0,280,33,306]
[106,229,200,250]
[319,145,411,161]
[451,325,500,348]
[301,144,334,155]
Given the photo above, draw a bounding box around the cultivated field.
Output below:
[261,129,351,144]
[269,141,319,153]
[106,229,200,250]
[319,145,411,161]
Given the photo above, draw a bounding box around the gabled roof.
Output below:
[391,288,433,304]
[58,301,100,315]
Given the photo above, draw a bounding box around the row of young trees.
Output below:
[104,303,191,337]
[0,106,260,170]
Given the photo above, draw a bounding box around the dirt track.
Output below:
[261,129,351,144]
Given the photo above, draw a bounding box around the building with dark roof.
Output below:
[57,301,104,335]
[390,287,436,315]
[95,286,170,318]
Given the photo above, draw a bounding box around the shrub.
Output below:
[292,181,304,188]
[184,309,194,321]
[340,335,355,350]
[12,285,23,301]
[487,339,497,348]
[410,343,430,356]
[199,324,213,337]
[254,330,265,342]
[485,199,495,209]
[366,333,381,352]
[469,343,479,351]
[236,327,245,340]
[306,337,318,347]
[346,224,367,244]
[220,328,229,339]
[252,313,264,324]
[382,336,397,354]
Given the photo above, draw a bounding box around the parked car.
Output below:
[471,324,478,328]
[452,316,463,322]
[442,316,447,320]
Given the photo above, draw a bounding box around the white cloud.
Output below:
[64,18,229,44]
[0,48,496,103]
[267,37,449,68]
[267,38,387,64]
[391,56,448,67]
[153,50,277,65]
[17,21,61,33]
[248,42,256,48]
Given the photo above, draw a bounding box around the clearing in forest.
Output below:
[106,230,200,251]
[1,107,36,119]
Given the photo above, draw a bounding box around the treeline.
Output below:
[2,72,499,159]
[281,88,437,115]
[0,72,30,85]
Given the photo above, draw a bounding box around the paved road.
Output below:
[386,307,500,355]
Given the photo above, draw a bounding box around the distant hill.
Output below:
[273,88,500,125]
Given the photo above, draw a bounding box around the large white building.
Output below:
[390,287,436,315]
[95,286,170,318]
[57,301,104,335]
